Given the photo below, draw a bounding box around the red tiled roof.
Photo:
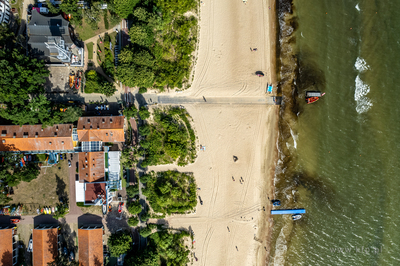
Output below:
[85,183,106,204]
[0,124,74,151]
[77,116,125,142]
[78,228,103,266]
[78,152,105,182]
[0,228,13,266]
[33,228,58,266]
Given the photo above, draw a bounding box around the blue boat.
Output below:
[267,84,273,94]
[271,209,306,215]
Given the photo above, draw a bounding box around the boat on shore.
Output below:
[305,91,325,104]
[69,71,75,89]
[292,214,302,221]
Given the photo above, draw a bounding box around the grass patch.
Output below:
[77,202,91,208]
[122,178,126,188]
[9,160,69,207]
[87,42,94,60]
[105,152,108,168]
[36,154,47,162]
[75,11,120,41]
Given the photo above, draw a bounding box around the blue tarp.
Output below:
[271,209,306,215]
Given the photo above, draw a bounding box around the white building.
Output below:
[0,0,11,24]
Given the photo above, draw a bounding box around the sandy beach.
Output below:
[149,0,278,265]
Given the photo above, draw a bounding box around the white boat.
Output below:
[292,214,302,221]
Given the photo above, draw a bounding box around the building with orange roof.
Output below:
[0,226,17,266]
[32,225,59,266]
[0,124,74,152]
[78,226,103,266]
[77,116,125,143]
[78,152,105,182]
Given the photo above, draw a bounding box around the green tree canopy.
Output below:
[128,216,139,227]
[60,0,82,26]
[138,106,150,120]
[0,23,14,48]
[0,49,48,104]
[108,231,132,257]
[113,0,140,18]
[128,200,142,215]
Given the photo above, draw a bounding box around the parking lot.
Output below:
[45,66,83,94]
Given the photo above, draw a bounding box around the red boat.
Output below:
[118,202,124,213]
[305,91,325,104]
[306,97,320,104]
[10,219,20,224]
[75,71,82,90]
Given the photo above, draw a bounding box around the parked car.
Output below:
[68,160,71,167]
[60,154,63,160]
[27,239,33,252]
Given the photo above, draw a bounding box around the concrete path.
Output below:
[140,94,277,106]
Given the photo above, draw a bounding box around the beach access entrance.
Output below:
[140,94,279,106]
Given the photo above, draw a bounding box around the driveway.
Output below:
[68,153,83,218]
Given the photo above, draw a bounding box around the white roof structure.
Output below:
[75,181,85,202]
[0,0,11,24]
[108,151,121,181]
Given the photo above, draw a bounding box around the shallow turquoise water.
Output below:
[271,0,400,265]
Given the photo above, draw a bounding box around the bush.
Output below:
[138,87,147,94]
[84,70,116,96]
[141,170,197,215]
[139,107,197,167]
[128,201,142,215]
[128,216,139,227]
[139,226,152,238]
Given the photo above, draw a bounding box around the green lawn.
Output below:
[74,11,121,41]
[105,152,108,168]
[87,42,94,60]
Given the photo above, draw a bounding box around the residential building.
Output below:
[0,0,11,24]
[32,225,60,266]
[79,151,105,182]
[0,226,17,266]
[75,151,121,205]
[27,9,83,66]
[78,225,103,266]
[0,124,74,153]
[77,116,125,143]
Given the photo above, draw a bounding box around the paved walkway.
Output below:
[141,94,278,105]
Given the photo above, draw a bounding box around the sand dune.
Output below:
[148,0,278,265]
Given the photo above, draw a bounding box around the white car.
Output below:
[27,239,33,252]
[68,160,71,167]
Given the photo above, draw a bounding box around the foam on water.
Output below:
[354,75,372,114]
[355,57,370,72]
[355,4,360,11]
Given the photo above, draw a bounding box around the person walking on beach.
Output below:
[232,176,235,181]
[227,226,230,232]
[236,246,238,251]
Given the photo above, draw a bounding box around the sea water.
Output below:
[270,0,400,265]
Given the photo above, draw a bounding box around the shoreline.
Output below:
[148,0,279,264]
